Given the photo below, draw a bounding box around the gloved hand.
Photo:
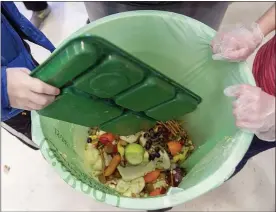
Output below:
[211,23,264,62]
[7,68,60,111]
[224,84,275,141]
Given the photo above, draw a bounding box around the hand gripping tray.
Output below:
[31,35,202,135]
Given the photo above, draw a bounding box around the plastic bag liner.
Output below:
[31,11,255,210]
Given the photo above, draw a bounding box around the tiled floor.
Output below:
[1,2,275,211]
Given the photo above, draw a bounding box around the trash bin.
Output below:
[31,11,255,210]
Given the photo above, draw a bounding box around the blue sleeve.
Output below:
[16,8,55,52]
[1,67,22,121]
[1,66,11,121]
[2,2,55,53]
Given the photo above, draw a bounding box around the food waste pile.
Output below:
[84,120,194,198]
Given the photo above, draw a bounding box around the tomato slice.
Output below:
[167,141,182,156]
[99,133,115,145]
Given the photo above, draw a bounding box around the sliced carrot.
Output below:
[104,154,121,177]
[149,188,166,197]
[167,141,182,156]
[144,170,160,183]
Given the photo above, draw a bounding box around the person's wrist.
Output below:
[255,5,275,37]
[251,22,264,46]
[255,18,273,38]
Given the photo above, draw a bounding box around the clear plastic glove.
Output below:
[211,23,264,62]
[7,68,60,111]
[224,84,275,141]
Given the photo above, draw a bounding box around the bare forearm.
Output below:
[256,4,275,36]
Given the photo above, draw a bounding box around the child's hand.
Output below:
[224,84,275,141]
[6,68,60,111]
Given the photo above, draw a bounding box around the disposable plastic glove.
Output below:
[211,23,264,62]
[224,84,275,141]
[7,68,60,111]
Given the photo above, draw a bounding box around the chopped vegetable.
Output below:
[139,133,148,146]
[153,179,168,189]
[145,183,155,193]
[159,173,166,180]
[143,151,149,163]
[117,161,156,181]
[189,145,195,151]
[91,140,99,148]
[125,143,144,165]
[91,170,102,176]
[149,188,166,197]
[167,141,182,156]
[113,145,118,153]
[93,157,104,171]
[104,154,121,177]
[173,154,185,163]
[104,143,115,154]
[120,132,141,143]
[128,177,145,194]
[89,135,98,140]
[116,177,145,195]
[99,149,105,171]
[119,139,128,146]
[85,143,94,150]
[167,167,184,187]
[84,146,100,165]
[113,170,121,178]
[181,146,190,161]
[155,151,171,170]
[144,170,161,183]
[98,174,106,184]
[106,179,118,189]
[173,168,183,186]
[122,189,132,197]
[117,141,125,157]
[99,133,115,145]
[116,179,131,193]
[103,152,112,167]
[96,130,106,136]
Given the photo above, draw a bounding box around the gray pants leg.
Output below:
[84,2,229,30]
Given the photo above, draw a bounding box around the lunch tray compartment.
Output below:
[31,36,201,135]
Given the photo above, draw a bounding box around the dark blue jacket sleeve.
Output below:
[1,66,22,121]
[1,66,11,121]
[2,2,55,53]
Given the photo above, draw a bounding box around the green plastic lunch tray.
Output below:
[31,35,201,135]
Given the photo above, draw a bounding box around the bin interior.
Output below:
[32,11,255,209]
